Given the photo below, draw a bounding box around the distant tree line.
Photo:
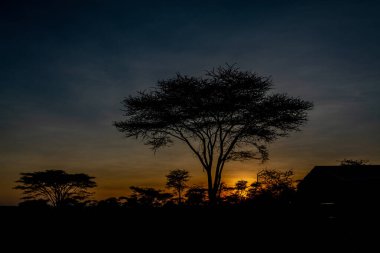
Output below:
[14,159,369,209]
[14,168,297,209]
[91,168,297,208]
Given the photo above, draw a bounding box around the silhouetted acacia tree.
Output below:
[166,169,190,204]
[14,170,96,207]
[114,65,313,204]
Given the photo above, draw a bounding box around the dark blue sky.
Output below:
[1,0,380,205]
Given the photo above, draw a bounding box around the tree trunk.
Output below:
[208,190,217,206]
[212,182,220,205]
[206,170,217,205]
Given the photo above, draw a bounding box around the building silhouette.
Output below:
[297,165,380,216]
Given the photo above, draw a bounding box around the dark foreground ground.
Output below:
[2,205,379,250]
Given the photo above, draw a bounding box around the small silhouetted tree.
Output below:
[185,185,207,206]
[248,169,296,203]
[97,197,121,209]
[217,182,236,204]
[235,180,248,202]
[340,159,369,166]
[223,180,249,204]
[14,170,96,207]
[166,169,190,204]
[114,65,313,204]
[128,186,173,207]
[248,181,262,199]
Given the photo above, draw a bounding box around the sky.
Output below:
[1,0,380,205]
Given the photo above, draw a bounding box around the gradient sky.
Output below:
[1,0,380,205]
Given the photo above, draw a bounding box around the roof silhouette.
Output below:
[297,165,380,205]
[304,165,380,181]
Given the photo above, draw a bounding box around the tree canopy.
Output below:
[340,159,369,166]
[15,170,96,207]
[114,65,313,203]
